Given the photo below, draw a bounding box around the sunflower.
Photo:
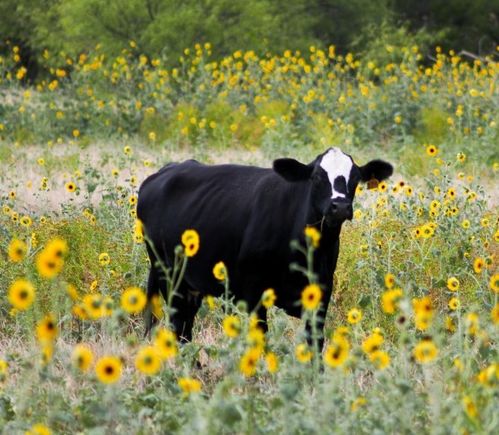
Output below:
[301,284,322,310]
[378,181,388,193]
[412,295,429,312]
[492,304,499,325]
[222,315,241,338]
[36,246,64,279]
[45,238,68,258]
[98,252,110,266]
[415,312,432,331]
[178,377,202,394]
[332,326,350,340]
[204,295,217,311]
[446,187,456,200]
[462,396,478,420]
[181,229,200,257]
[135,345,162,375]
[445,316,456,332]
[489,274,499,293]
[261,288,276,309]
[465,312,479,336]
[420,224,434,239]
[66,283,79,301]
[448,297,460,311]
[473,257,484,274]
[446,277,460,291]
[18,214,31,226]
[361,333,384,354]
[239,347,262,377]
[295,343,313,363]
[72,304,89,320]
[36,252,61,278]
[369,350,390,370]
[324,336,350,368]
[0,359,8,383]
[102,296,114,317]
[40,343,54,366]
[476,364,497,387]
[213,261,227,281]
[25,423,52,435]
[95,355,122,384]
[134,219,144,243]
[8,278,35,310]
[381,288,402,314]
[82,293,103,319]
[36,314,59,343]
[347,307,362,324]
[413,339,438,363]
[265,352,278,374]
[121,287,147,314]
[72,344,94,372]
[426,144,438,156]
[150,294,164,320]
[304,226,321,248]
[351,397,367,412]
[384,273,395,289]
[247,327,265,349]
[154,328,178,360]
[128,195,138,206]
[65,181,76,193]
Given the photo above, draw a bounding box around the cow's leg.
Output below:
[170,287,202,343]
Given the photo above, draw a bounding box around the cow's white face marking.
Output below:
[319,148,353,199]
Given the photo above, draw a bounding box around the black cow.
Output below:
[137,148,392,344]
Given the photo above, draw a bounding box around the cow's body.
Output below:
[138,148,393,344]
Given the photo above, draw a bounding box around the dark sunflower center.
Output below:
[19,289,28,300]
[105,365,114,375]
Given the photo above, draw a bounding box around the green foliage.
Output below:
[2,42,497,170]
[393,0,499,54]
[416,106,450,144]
[1,0,498,78]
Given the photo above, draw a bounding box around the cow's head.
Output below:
[273,147,393,226]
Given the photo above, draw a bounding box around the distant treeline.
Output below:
[1,0,498,78]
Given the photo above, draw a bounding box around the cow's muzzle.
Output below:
[327,201,353,221]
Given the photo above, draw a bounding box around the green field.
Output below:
[0,44,498,434]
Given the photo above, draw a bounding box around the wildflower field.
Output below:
[0,43,498,434]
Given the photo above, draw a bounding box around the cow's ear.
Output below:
[273,158,313,182]
[359,160,393,182]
